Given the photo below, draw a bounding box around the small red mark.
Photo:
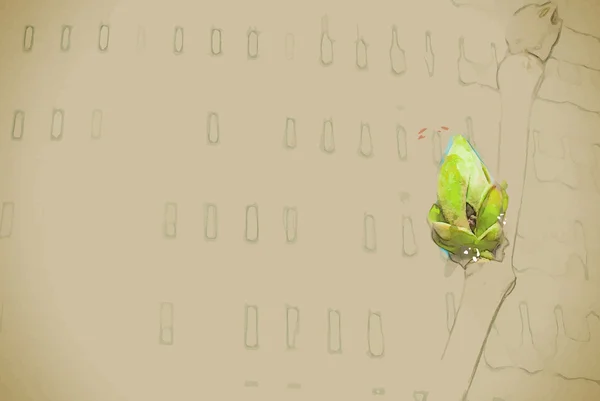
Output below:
[417,126,450,140]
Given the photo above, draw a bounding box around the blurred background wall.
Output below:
[0,0,599,400]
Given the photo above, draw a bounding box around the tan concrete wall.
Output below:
[0,0,598,400]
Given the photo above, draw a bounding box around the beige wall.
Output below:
[0,0,599,400]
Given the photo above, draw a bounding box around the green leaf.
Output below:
[428,204,446,225]
[475,185,504,237]
[432,222,477,245]
[480,250,496,260]
[437,154,469,228]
